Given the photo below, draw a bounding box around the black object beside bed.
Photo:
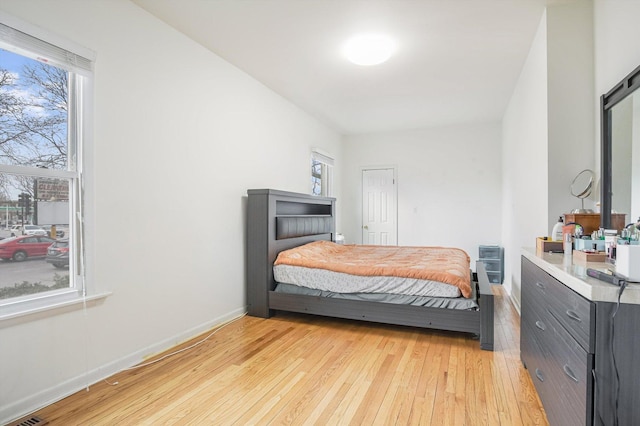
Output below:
[246,188,495,351]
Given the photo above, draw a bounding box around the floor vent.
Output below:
[10,416,48,426]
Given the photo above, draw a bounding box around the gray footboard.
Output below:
[475,261,495,351]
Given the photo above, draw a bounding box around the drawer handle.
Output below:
[535,368,544,382]
[563,364,579,383]
[535,282,546,290]
[566,310,582,322]
[535,320,546,331]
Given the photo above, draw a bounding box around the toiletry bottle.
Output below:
[552,216,564,241]
[564,232,573,256]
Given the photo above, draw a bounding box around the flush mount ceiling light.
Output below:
[343,34,395,66]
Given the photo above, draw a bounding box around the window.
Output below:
[0,16,94,317]
[311,148,334,197]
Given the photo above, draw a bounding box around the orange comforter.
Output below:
[274,241,472,298]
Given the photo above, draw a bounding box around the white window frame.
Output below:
[0,13,105,322]
[311,148,334,197]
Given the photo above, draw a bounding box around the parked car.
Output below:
[24,225,47,236]
[0,235,56,261]
[10,224,47,237]
[9,224,22,236]
[46,239,69,268]
[41,225,66,238]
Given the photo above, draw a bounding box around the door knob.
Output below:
[363,225,368,229]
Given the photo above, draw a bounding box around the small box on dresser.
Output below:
[572,250,607,263]
[536,237,563,254]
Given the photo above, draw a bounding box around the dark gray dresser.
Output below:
[521,250,640,426]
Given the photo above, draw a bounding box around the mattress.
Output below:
[273,241,472,298]
[273,282,479,310]
[273,264,462,298]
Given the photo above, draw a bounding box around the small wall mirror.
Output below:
[570,169,595,213]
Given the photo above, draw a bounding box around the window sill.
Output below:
[0,290,111,326]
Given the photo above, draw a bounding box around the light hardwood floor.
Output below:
[27,286,547,425]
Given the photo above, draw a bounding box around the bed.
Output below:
[246,189,494,350]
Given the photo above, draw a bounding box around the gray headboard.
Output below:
[246,189,336,317]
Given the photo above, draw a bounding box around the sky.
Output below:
[0,47,32,72]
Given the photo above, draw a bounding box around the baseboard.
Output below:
[509,292,521,316]
[0,307,246,425]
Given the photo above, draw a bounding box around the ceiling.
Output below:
[132,0,547,135]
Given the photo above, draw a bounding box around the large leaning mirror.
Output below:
[601,64,640,229]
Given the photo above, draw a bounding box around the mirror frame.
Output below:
[600,64,640,228]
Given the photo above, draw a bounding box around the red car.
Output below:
[0,235,56,261]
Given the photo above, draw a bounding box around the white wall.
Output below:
[501,3,595,309]
[0,1,342,423]
[501,12,549,307]
[594,1,640,101]
[546,2,595,227]
[594,0,640,224]
[342,122,502,266]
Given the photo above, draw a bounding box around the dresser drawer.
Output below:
[521,260,556,335]
[542,304,592,425]
[521,321,582,426]
[522,257,552,303]
[521,306,592,426]
[521,321,555,406]
[523,258,594,352]
[521,263,548,320]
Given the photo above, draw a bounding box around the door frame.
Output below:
[360,165,398,245]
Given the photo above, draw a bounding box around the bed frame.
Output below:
[246,189,494,351]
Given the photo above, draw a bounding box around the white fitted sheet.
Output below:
[273,264,462,298]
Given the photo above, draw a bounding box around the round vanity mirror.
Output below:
[571,169,595,213]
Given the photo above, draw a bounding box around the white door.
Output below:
[362,168,397,245]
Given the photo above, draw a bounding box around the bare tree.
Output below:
[19,63,68,169]
[1,58,68,199]
[0,172,10,200]
[0,69,30,152]
[1,63,67,168]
